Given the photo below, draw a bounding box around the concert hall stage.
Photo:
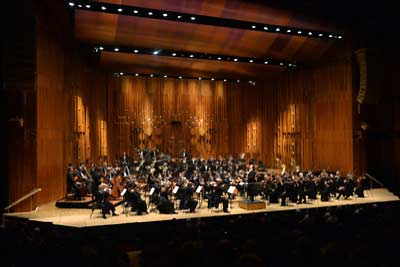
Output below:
[4,188,398,229]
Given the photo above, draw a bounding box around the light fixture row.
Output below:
[112,72,256,85]
[94,45,297,68]
[67,1,343,40]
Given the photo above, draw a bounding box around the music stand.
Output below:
[196,185,203,208]
[172,186,179,210]
[148,187,156,212]
[227,186,237,209]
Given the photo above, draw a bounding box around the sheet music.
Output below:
[149,187,155,195]
[173,186,179,194]
[196,185,202,194]
[120,188,127,196]
[228,186,236,194]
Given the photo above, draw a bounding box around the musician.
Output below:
[179,182,198,212]
[208,179,229,213]
[247,165,257,202]
[157,187,176,214]
[66,164,82,200]
[97,178,118,219]
[125,184,148,215]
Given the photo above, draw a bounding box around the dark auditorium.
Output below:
[1,1,399,267]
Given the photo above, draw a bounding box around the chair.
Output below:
[90,193,104,219]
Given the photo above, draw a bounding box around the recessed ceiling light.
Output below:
[276,28,280,32]
[133,10,138,14]
[308,32,312,35]
[287,29,291,33]
[297,31,302,34]
[217,57,221,60]
[85,4,90,8]
[319,33,323,37]
[191,17,196,20]
[198,77,202,80]
[189,54,194,58]
[135,73,139,76]
[101,6,106,10]
[264,26,268,30]
[163,13,168,17]
[177,15,182,19]
[148,12,153,15]
[329,34,333,38]
[99,46,104,50]
[68,2,74,7]
[211,78,215,81]
[249,59,253,63]
[78,4,82,7]
[264,61,268,64]
[118,8,123,12]
[179,76,182,79]
[237,80,240,83]
[164,75,168,78]
[114,48,119,51]
[172,53,176,56]
[150,74,154,77]
[288,63,292,66]
[234,58,238,62]
[153,50,160,55]
[338,35,342,39]
[223,79,227,82]
[120,72,124,75]
[280,63,284,66]
[252,25,256,29]
[134,49,138,53]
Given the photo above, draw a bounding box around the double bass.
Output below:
[111,175,125,199]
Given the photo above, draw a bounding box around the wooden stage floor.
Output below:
[4,188,399,229]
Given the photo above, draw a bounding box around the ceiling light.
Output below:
[338,36,342,39]
[237,80,240,83]
[217,57,221,60]
[179,76,182,79]
[319,33,323,37]
[153,50,160,55]
[114,48,119,51]
[191,17,196,20]
[288,63,292,66]
[148,12,153,15]
[120,72,124,75]
[252,25,256,29]
[68,2,74,7]
[78,5,82,7]
[177,15,182,19]
[276,28,280,32]
[101,6,106,10]
[163,13,168,17]
[118,8,123,12]
[297,31,302,34]
[133,10,138,14]
[135,73,139,76]
[280,63,284,66]
[150,74,154,77]
[223,79,227,82]
[99,46,104,50]
[211,78,215,81]
[172,53,176,56]
[134,49,139,53]
[329,34,333,38]
[264,26,268,30]
[164,75,168,78]
[189,54,194,58]
[249,59,253,63]
[264,61,268,64]
[287,29,291,33]
[85,4,91,8]
[234,58,238,62]
[308,32,312,35]
[198,77,202,80]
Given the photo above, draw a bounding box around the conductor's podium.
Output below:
[238,199,266,210]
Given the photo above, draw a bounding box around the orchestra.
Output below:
[66,149,369,218]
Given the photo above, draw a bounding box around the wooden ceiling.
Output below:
[73,0,345,79]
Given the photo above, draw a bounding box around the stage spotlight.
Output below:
[223,79,227,82]
[252,25,256,29]
[264,61,268,64]
[198,77,202,80]
[68,2,74,7]
[133,10,138,14]
[191,16,196,20]
[217,57,221,60]
[114,48,119,51]
[148,12,153,15]
[177,15,182,19]
[150,74,154,77]
[99,46,104,50]
[78,5,82,8]
[135,73,139,76]
[308,32,312,35]
[249,59,253,63]
[211,78,215,81]
[118,8,123,12]
[101,6,106,10]
[163,13,168,17]
[237,80,240,83]
[153,50,160,55]
[280,62,284,66]
[85,4,90,8]
[120,72,124,75]
[338,36,342,39]
[297,31,302,34]
[276,28,280,32]
[264,26,268,30]
[164,75,168,78]
[189,54,194,58]
[234,58,238,62]
[287,29,291,33]
[329,34,333,38]
[319,33,323,37]
[179,76,182,79]
[134,49,139,53]
[288,63,292,66]
[172,53,176,56]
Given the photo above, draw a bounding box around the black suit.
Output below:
[247,170,257,202]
